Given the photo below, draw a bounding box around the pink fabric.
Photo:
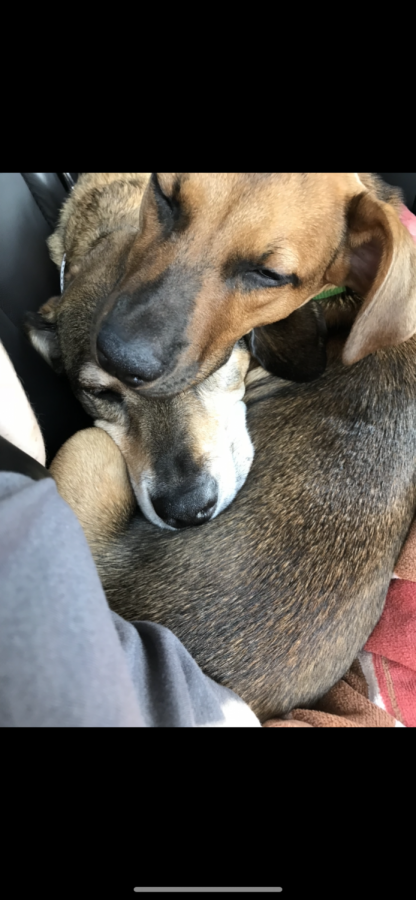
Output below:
[400,204,416,242]
[359,205,416,726]
[364,580,416,727]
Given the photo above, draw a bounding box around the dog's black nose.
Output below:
[97,319,165,386]
[151,476,218,529]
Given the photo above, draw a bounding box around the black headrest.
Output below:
[0,173,91,464]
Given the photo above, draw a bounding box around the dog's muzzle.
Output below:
[150,474,219,529]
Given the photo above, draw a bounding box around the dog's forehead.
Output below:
[164,172,353,207]
[166,173,296,213]
[158,173,352,259]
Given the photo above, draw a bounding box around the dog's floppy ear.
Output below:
[326,192,416,366]
[25,297,64,374]
[246,301,327,382]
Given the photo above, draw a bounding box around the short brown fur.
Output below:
[41,172,416,396]
[33,173,416,720]
[50,291,416,720]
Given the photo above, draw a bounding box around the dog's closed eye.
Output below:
[243,268,299,290]
[152,173,187,233]
[223,255,299,291]
[152,172,175,210]
[86,388,123,403]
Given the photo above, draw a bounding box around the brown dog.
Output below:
[35,172,416,398]
[28,174,416,720]
[48,290,416,721]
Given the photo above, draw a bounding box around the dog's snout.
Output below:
[95,274,197,392]
[97,320,165,386]
[151,476,218,529]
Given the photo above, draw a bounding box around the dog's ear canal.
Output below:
[246,302,327,382]
[326,191,416,365]
[24,297,64,374]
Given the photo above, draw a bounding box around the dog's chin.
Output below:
[132,481,178,531]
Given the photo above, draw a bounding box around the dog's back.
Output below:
[93,312,416,721]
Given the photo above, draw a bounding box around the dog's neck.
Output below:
[320,290,364,366]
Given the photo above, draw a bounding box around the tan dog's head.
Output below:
[27,172,416,397]
[87,340,254,530]
[34,314,253,528]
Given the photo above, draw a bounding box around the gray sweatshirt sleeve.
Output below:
[0,472,260,727]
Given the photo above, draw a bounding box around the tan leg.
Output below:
[49,428,136,551]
